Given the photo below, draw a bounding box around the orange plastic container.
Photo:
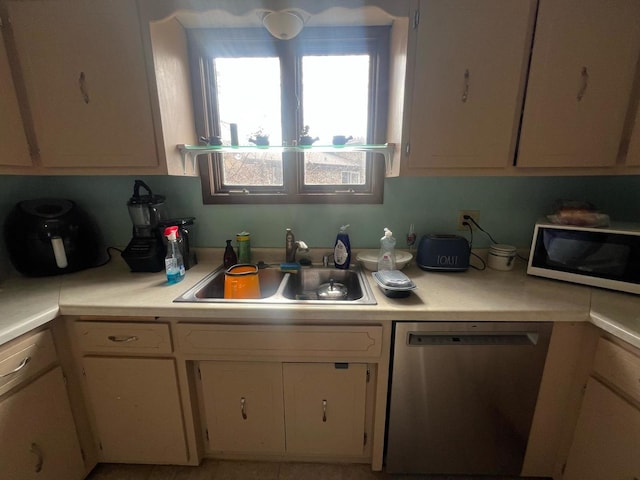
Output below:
[223,264,261,299]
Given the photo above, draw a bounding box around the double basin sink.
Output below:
[174,264,377,305]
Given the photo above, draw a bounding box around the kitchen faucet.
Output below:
[285,228,309,263]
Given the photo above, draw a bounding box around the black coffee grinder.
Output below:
[122,180,169,272]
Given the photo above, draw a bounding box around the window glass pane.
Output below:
[215,57,283,186]
[302,55,369,186]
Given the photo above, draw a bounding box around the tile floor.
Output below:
[86,460,549,480]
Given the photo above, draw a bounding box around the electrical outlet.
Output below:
[457,210,480,230]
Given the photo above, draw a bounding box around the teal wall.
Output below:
[1,174,639,252]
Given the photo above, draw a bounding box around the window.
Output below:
[189,26,390,204]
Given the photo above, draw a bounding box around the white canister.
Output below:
[487,244,517,271]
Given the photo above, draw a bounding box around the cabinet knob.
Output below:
[462,69,470,103]
[322,399,327,422]
[577,66,589,102]
[30,442,43,473]
[240,396,247,420]
[79,72,90,104]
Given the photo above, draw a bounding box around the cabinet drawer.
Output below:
[593,337,640,401]
[0,329,57,397]
[177,324,382,358]
[75,321,172,354]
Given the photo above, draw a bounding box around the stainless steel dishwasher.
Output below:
[386,321,552,475]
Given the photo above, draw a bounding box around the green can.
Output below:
[236,231,251,264]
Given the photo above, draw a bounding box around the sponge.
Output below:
[280,262,301,273]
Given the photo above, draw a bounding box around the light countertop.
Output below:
[1,249,639,349]
[0,275,60,345]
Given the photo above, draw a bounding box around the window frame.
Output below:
[188,26,390,204]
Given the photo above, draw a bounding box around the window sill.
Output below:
[177,143,396,174]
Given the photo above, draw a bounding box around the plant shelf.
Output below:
[176,143,396,175]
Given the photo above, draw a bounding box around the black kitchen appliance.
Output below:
[121,180,196,272]
[416,234,470,271]
[4,198,103,277]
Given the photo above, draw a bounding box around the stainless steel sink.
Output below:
[281,268,365,301]
[174,265,376,305]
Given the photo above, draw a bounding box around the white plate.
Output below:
[356,250,413,271]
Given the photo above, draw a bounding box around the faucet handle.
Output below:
[322,253,334,267]
[297,240,309,252]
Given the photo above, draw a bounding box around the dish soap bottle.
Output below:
[164,226,185,284]
[223,239,238,268]
[334,225,351,269]
[377,227,397,271]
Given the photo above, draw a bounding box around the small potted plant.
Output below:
[299,125,319,146]
[248,128,270,147]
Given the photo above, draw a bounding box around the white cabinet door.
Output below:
[0,367,85,480]
[517,0,640,168]
[8,0,158,170]
[82,356,188,464]
[199,362,285,454]
[563,377,640,479]
[626,106,640,166]
[406,0,534,170]
[283,363,367,457]
[0,29,30,168]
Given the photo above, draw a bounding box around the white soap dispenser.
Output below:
[377,227,397,271]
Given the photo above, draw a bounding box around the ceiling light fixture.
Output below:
[262,10,304,40]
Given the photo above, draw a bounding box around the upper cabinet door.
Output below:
[517,0,640,168]
[626,106,640,166]
[0,28,31,168]
[8,0,158,169]
[406,0,535,170]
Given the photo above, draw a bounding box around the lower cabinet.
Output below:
[82,356,188,464]
[199,362,285,454]
[283,363,367,456]
[563,377,640,479]
[0,366,85,480]
[563,337,640,478]
[74,320,189,464]
[199,361,368,458]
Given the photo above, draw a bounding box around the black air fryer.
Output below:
[4,198,103,277]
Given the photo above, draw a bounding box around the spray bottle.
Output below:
[164,226,185,284]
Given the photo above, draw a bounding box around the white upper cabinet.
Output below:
[0,26,31,169]
[7,0,159,171]
[626,105,640,166]
[517,0,640,168]
[402,0,535,171]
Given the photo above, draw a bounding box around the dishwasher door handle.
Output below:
[407,332,539,346]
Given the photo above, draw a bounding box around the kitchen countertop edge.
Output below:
[2,249,639,348]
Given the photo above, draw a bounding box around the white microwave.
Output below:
[527,221,640,295]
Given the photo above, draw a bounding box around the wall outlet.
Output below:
[457,210,480,230]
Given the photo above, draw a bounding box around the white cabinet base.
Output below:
[0,367,85,480]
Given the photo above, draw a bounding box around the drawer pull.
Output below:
[577,66,589,102]
[322,399,327,422]
[0,356,31,378]
[240,396,247,420]
[30,442,43,473]
[79,71,90,104]
[107,335,138,344]
[461,68,470,103]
